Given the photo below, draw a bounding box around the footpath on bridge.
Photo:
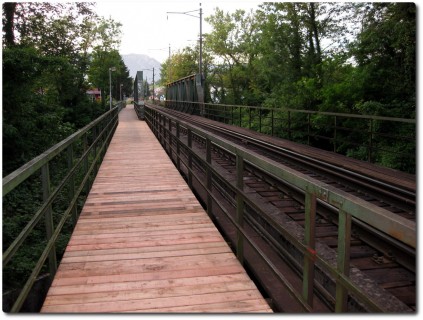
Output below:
[41,105,272,313]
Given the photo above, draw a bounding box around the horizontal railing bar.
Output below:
[151,106,416,248]
[166,100,416,123]
[155,116,385,311]
[2,111,118,266]
[3,103,123,312]
[146,106,404,311]
[2,105,120,197]
[10,114,118,312]
[145,110,313,311]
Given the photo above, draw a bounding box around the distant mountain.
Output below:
[121,54,161,83]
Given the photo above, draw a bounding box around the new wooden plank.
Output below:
[63,241,229,258]
[64,232,226,252]
[54,253,239,278]
[60,245,232,264]
[136,299,272,313]
[49,264,245,287]
[76,210,206,223]
[42,290,269,313]
[71,222,214,237]
[41,106,271,313]
[73,217,211,230]
[67,226,219,244]
[43,280,259,306]
[46,274,249,296]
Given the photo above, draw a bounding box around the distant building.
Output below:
[87,88,101,102]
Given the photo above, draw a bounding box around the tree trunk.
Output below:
[309,3,322,64]
[3,2,17,46]
[289,3,302,81]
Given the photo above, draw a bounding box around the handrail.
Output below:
[2,102,124,312]
[3,102,124,196]
[144,105,415,312]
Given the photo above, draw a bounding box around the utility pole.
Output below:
[167,3,203,77]
[141,68,155,100]
[199,3,202,77]
[109,67,116,110]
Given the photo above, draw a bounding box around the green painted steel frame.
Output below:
[144,105,415,312]
[165,74,204,114]
[2,103,124,312]
[134,71,144,103]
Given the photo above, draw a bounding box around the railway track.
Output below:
[145,104,416,312]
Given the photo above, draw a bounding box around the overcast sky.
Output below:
[95,0,263,63]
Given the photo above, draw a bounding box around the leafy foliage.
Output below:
[2,2,131,306]
[164,2,415,173]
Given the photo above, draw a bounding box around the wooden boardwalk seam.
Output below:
[41,105,272,313]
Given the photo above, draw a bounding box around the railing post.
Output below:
[259,108,262,133]
[188,128,193,189]
[334,115,337,152]
[288,111,292,140]
[92,125,99,173]
[307,113,311,145]
[302,190,316,306]
[83,133,89,194]
[41,163,57,279]
[335,209,352,312]
[249,107,252,129]
[206,138,213,217]
[368,119,374,163]
[236,153,244,265]
[168,117,172,155]
[176,122,181,171]
[154,109,158,136]
[271,109,274,136]
[67,145,77,226]
[161,115,166,147]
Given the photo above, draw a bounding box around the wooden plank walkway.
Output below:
[41,105,272,313]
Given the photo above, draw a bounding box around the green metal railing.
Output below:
[2,103,124,312]
[165,100,416,173]
[144,105,415,312]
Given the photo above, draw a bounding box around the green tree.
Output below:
[87,49,130,107]
[160,46,198,84]
[86,16,126,106]
[2,2,126,172]
[2,2,132,304]
[2,47,73,174]
[205,8,261,105]
[350,2,416,117]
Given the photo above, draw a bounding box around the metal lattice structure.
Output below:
[165,74,204,115]
[133,71,144,103]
